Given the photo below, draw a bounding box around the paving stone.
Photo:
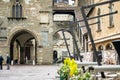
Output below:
[0,65,60,80]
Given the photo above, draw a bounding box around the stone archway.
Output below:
[53,29,74,59]
[9,30,37,64]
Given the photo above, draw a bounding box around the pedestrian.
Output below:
[6,54,11,70]
[0,54,4,70]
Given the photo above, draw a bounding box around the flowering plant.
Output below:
[57,64,70,80]
[69,68,91,80]
[57,58,91,80]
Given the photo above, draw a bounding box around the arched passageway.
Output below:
[53,29,73,60]
[9,30,37,64]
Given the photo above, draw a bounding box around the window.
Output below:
[12,5,15,17]
[96,8,101,32]
[91,48,93,51]
[109,2,114,27]
[12,0,22,18]
[106,43,112,50]
[98,45,103,51]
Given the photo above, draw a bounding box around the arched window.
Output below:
[106,43,112,50]
[12,0,22,18]
[91,48,93,51]
[20,5,22,17]
[98,45,103,51]
[16,4,19,17]
[12,5,15,17]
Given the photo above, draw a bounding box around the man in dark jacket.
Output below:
[0,55,4,70]
[6,54,11,70]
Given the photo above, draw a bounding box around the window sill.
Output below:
[96,29,101,32]
[39,23,49,25]
[7,17,27,21]
[108,24,114,28]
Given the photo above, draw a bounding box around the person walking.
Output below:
[6,54,11,70]
[0,54,4,70]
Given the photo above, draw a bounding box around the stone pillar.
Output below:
[31,40,36,65]
[18,46,20,64]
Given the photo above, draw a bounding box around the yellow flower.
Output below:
[64,57,71,65]
[61,58,79,77]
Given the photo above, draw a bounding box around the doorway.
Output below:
[9,30,37,64]
[53,50,58,63]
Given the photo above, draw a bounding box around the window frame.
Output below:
[96,8,101,32]
[109,2,114,27]
[12,1,22,18]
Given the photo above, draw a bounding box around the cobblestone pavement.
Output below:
[0,64,60,80]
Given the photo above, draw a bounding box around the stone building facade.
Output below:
[0,0,54,64]
[0,0,81,64]
[2,0,118,65]
[82,0,120,64]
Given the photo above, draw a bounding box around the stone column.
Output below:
[31,40,35,65]
[18,46,20,64]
